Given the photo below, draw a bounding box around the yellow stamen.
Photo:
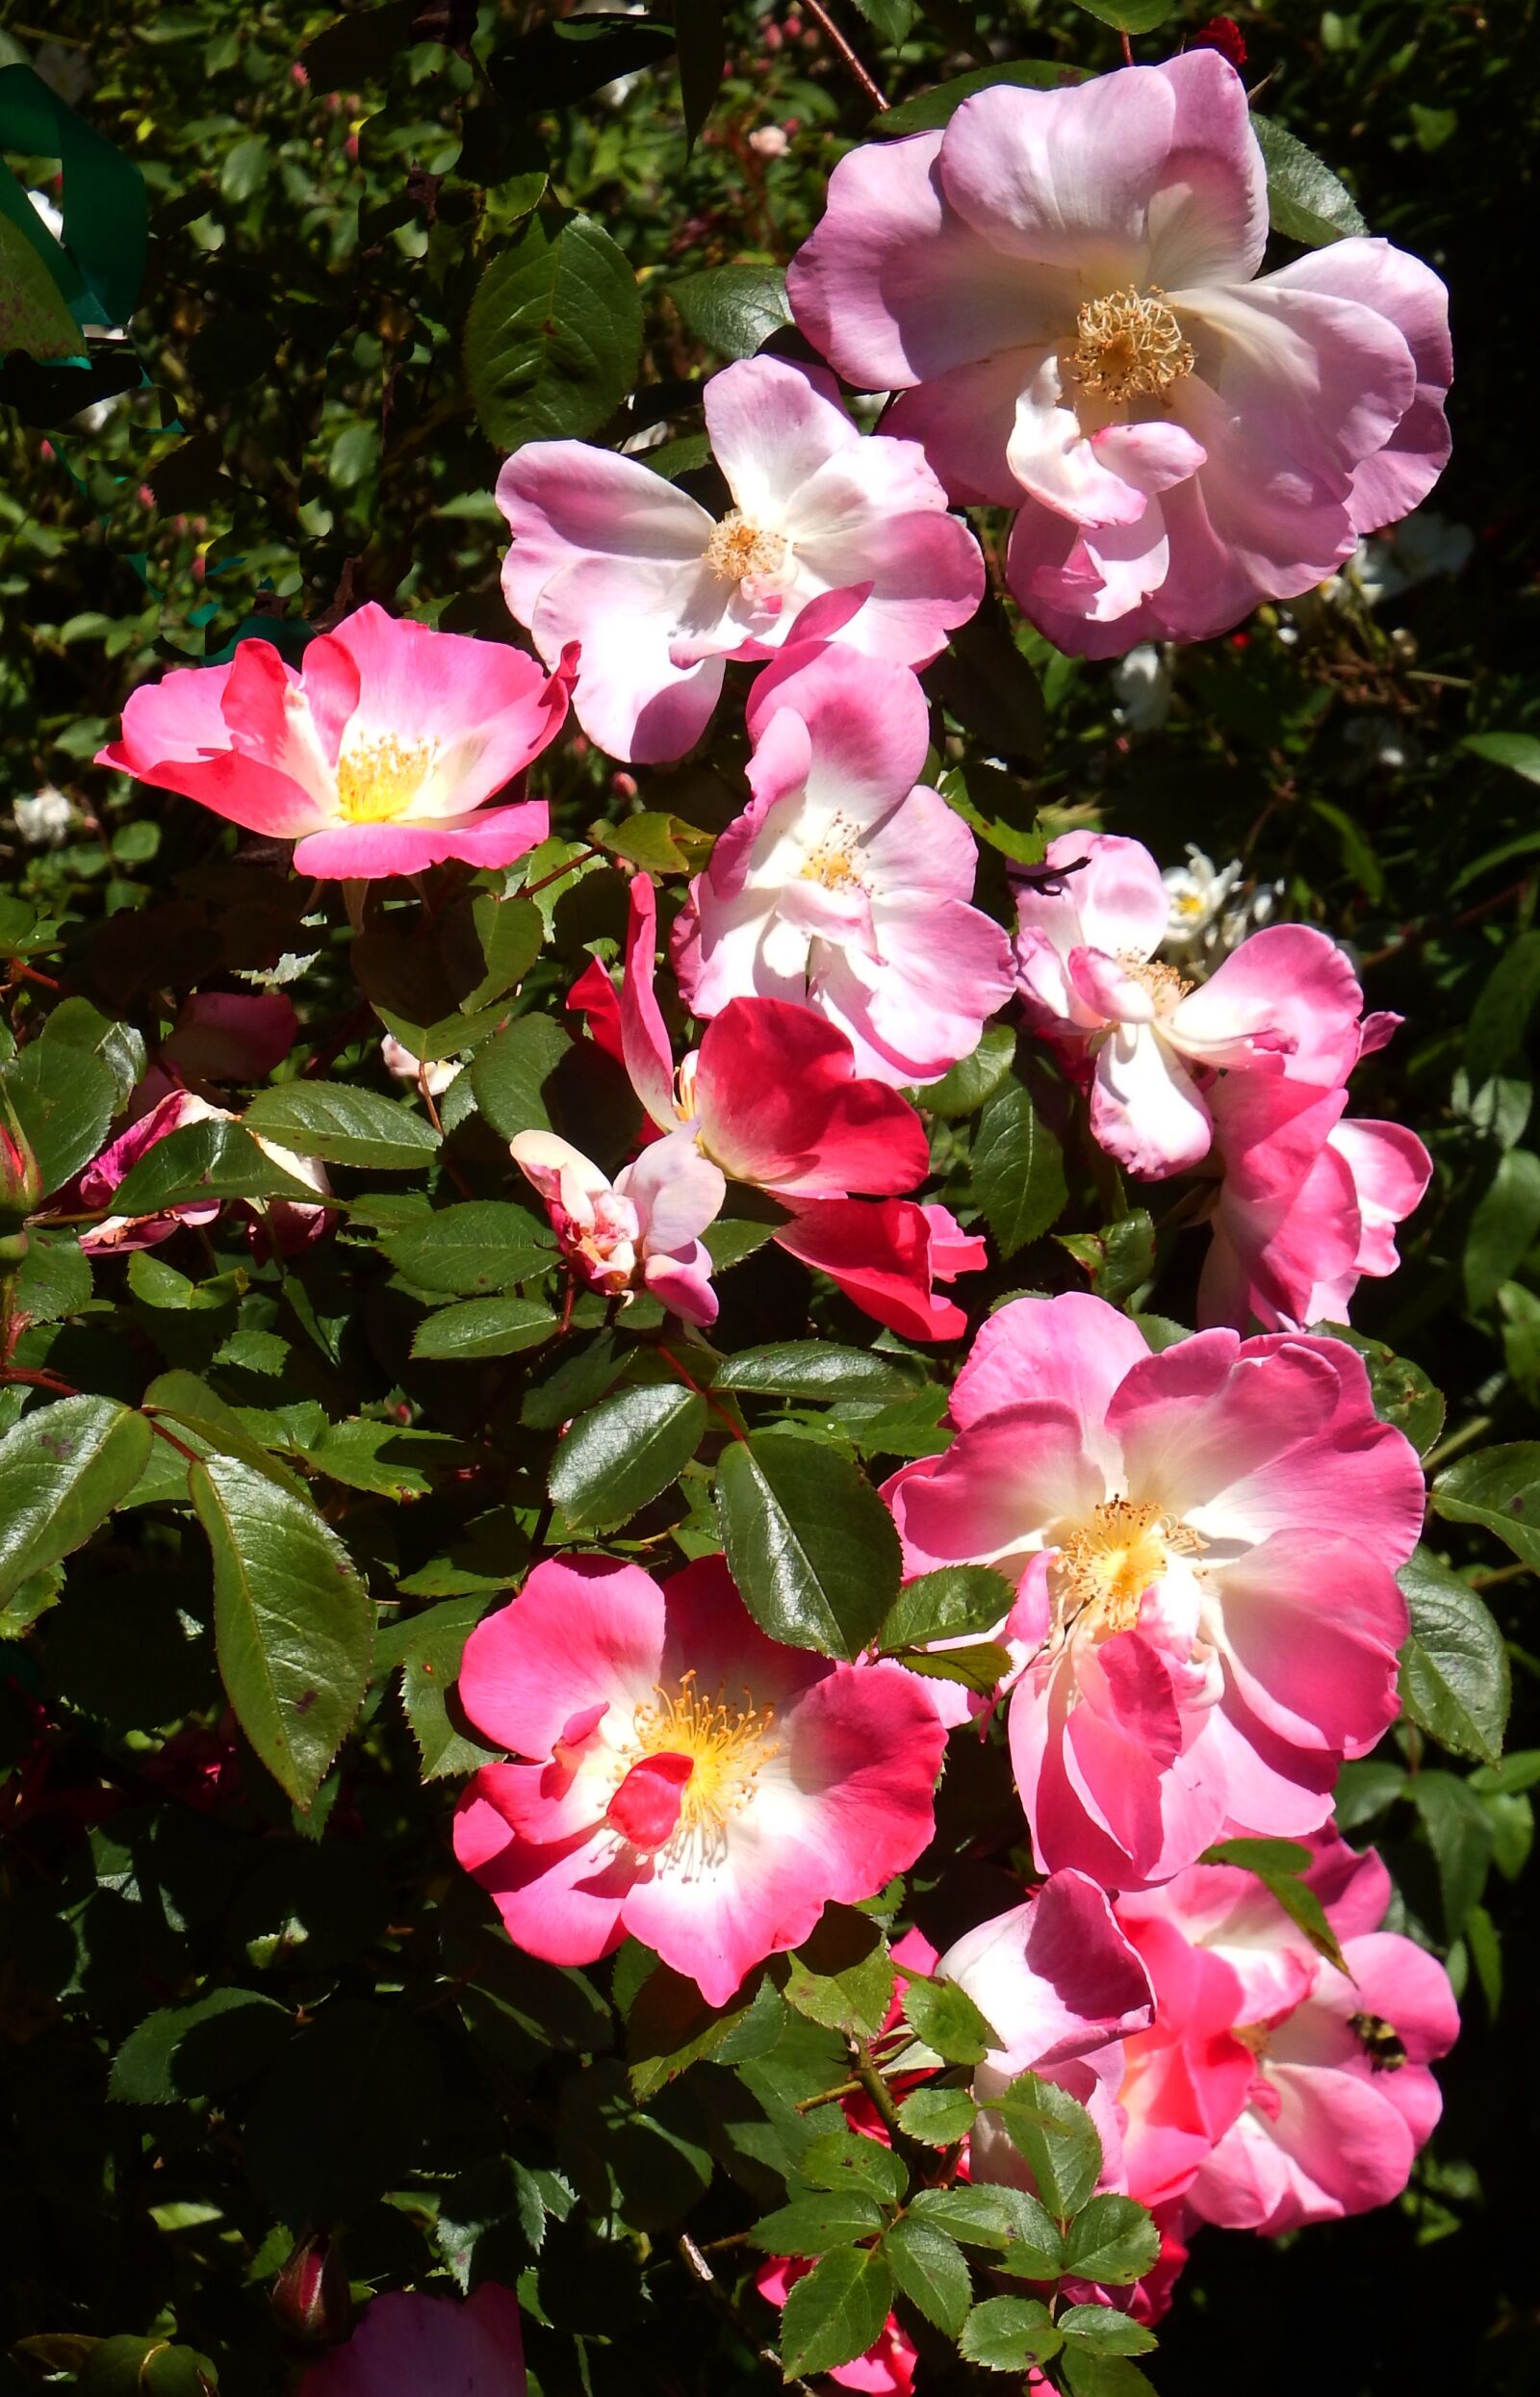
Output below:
[1117,951,1194,1008]
[705,510,787,584]
[335,732,436,824]
[1052,1498,1205,1634]
[1071,286,1194,405]
[630,1669,778,1845]
[801,844,860,890]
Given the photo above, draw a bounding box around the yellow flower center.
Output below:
[705,510,787,584]
[1071,286,1194,405]
[630,1669,779,1848]
[1117,952,1194,1009]
[1052,1498,1205,1635]
[801,844,860,890]
[335,732,436,824]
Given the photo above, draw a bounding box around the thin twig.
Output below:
[799,0,888,111]
[656,1340,750,1448]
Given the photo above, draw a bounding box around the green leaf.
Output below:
[670,262,791,360]
[922,1025,1018,1119]
[1463,732,1540,786]
[521,1327,632,1429]
[781,2246,895,2379]
[907,2186,1015,2248]
[799,2124,908,2204]
[0,208,80,357]
[1466,933,1540,1090]
[900,1973,998,2067]
[627,1963,784,2100]
[988,2072,1103,2221]
[895,2084,977,2147]
[991,2188,1066,2281]
[1058,2306,1158,2358]
[1398,1548,1510,1766]
[127,1251,224,1312]
[465,212,642,450]
[1061,2347,1160,2394]
[1069,0,1173,30]
[1465,1147,1540,1312]
[1251,113,1369,246]
[781,1907,894,2040]
[974,1076,1067,1257]
[1059,1212,1155,1307]
[111,1119,319,1214]
[549,1382,706,1531]
[676,0,725,150]
[141,1369,306,1499]
[959,2295,1064,2371]
[714,1341,915,1402]
[411,1296,558,1360]
[191,1456,374,1810]
[471,1015,573,1141]
[1322,1326,1447,1457]
[244,1081,439,1172]
[897,1639,1013,1695]
[879,1565,1016,1651]
[1,1041,114,1196]
[110,1987,290,2106]
[1200,1837,1347,1974]
[883,2216,971,2336]
[385,1207,552,1303]
[851,0,917,43]
[751,2191,886,2254]
[1433,1441,1540,1572]
[716,1430,901,1659]
[380,1595,503,1781]
[0,1395,152,1603]
[878,59,1088,140]
[1062,2195,1162,2286]
[1408,1768,1496,1940]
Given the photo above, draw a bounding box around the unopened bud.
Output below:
[271,2232,352,2345]
[0,1090,41,1243]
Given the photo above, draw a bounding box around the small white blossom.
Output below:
[13,786,78,847]
[1161,846,1283,970]
[1110,643,1172,733]
[748,125,790,159]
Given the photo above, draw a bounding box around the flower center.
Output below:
[800,814,865,891]
[1051,1498,1205,1635]
[705,510,787,584]
[1117,951,1194,1010]
[1071,287,1194,405]
[335,732,436,824]
[628,1670,778,1852]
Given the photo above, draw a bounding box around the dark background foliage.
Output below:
[0,1,1537,2392]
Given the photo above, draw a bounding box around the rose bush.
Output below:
[0,3,1533,2395]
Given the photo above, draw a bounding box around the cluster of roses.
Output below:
[89,48,1456,2389]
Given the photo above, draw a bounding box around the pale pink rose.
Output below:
[298,2285,525,2397]
[787,53,1450,656]
[77,1087,331,1257]
[381,1033,464,1098]
[673,642,1014,1086]
[620,874,975,1339]
[497,355,984,761]
[451,1554,947,2006]
[886,1293,1424,1886]
[748,124,791,161]
[756,2258,916,2394]
[1198,1070,1432,1331]
[1117,1831,1459,2233]
[511,1126,723,1327]
[1013,834,1367,1176]
[97,604,571,878]
[937,1870,1155,2195]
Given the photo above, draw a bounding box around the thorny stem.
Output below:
[520,842,604,899]
[655,1341,751,1448]
[798,0,888,112]
[0,1366,201,1464]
